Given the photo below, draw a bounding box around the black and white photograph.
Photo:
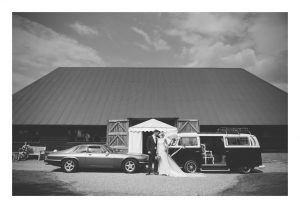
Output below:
[4,0,294,202]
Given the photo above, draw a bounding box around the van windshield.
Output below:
[178,137,198,146]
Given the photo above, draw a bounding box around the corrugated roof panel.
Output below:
[13,67,287,125]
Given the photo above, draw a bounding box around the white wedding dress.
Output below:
[157,137,204,177]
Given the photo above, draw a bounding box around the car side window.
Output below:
[75,145,88,153]
[88,146,106,153]
[178,137,198,146]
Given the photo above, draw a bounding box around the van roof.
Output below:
[177,132,252,137]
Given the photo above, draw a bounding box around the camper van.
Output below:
[168,128,262,174]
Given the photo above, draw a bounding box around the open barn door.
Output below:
[107,120,129,150]
[177,119,200,133]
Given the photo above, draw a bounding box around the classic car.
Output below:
[168,128,262,174]
[45,144,149,173]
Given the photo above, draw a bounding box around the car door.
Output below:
[72,145,89,167]
[85,145,111,168]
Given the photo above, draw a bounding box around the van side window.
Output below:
[178,137,198,146]
[226,137,250,146]
[200,136,224,152]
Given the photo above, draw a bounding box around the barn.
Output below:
[12,67,288,152]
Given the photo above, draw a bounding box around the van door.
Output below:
[200,136,227,166]
[168,135,201,168]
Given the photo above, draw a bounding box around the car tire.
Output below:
[62,159,78,173]
[237,165,253,174]
[122,159,138,174]
[184,160,198,173]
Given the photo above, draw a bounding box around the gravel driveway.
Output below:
[12,153,287,196]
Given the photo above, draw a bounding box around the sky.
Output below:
[12,12,288,93]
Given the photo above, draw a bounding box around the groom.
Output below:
[146,129,160,175]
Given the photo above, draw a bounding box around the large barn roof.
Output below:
[13,67,287,125]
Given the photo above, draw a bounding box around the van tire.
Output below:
[184,160,198,173]
[237,165,252,174]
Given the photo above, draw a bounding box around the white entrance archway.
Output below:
[128,119,178,153]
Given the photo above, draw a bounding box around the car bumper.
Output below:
[44,158,61,166]
[138,161,148,167]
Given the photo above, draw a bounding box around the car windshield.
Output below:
[61,146,78,153]
[75,145,88,153]
[103,145,115,153]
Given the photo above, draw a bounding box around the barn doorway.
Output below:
[142,131,153,154]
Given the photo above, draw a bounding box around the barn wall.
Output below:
[12,125,107,151]
[13,124,288,153]
[200,125,288,152]
[107,120,129,149]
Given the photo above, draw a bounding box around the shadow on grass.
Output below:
[198,168,263,174]
[251,169,263,173]
[13,183,84,196]
[51,167,145,174]
[217,172,287,196]
[12,170,84,196]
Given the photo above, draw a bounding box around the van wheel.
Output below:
[184,160,198,173]
[237,166,252,174]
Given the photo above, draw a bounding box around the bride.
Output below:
[157,132,204,177]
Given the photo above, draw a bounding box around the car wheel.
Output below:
[184,160,198,173]
[123,159,138,173]
[237,165,252,174]
[62,159,77,173]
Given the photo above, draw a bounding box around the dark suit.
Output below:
[146,134,158,174]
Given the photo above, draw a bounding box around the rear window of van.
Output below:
[226,137,250,146]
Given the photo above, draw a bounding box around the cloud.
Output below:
[131,26,170,51]
[69,22,99,36]
[166,13,288,92]
[248,13,287,55]
[175,13,248,38]
[13,15,107,93]
[134,42,150,51]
